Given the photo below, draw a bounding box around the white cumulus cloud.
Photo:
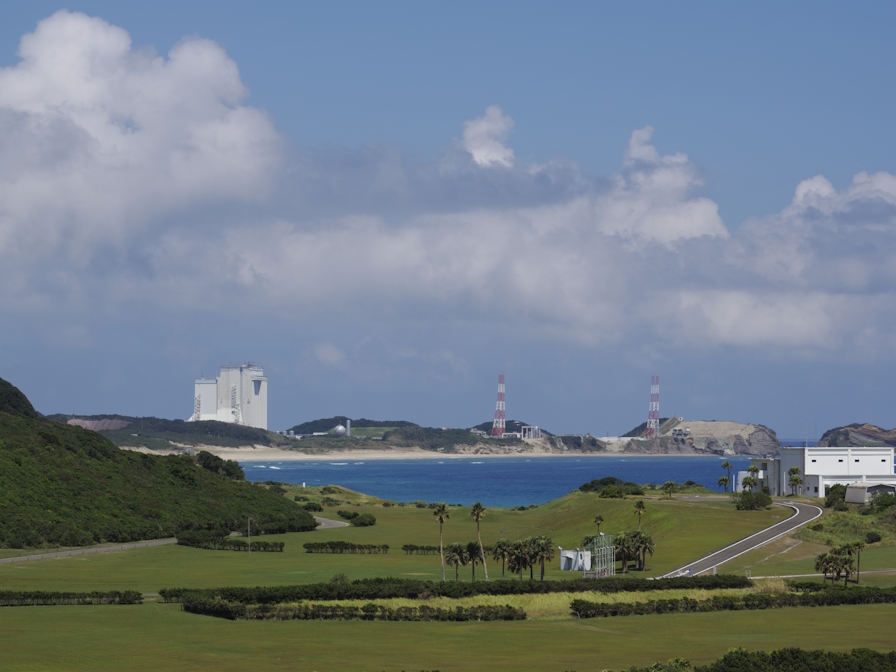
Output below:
[462,104,515,168]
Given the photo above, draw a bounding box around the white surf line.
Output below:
[661,501,824,578]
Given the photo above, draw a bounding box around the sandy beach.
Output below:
[118,444,727,461]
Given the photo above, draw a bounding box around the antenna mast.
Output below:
[490,373,506,437]
[646,375,659,439]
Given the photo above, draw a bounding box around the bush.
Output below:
[867,531,882,544]
[825,484,847,508]
[570,585,896,620]
[303,502,323,512]
[303,541,388,554]
[294,495,308,502]
[320,486,341,495]
[337,510,359,520]
[810,523,824,532]
[834,500,849,512]
[0,590,142,606]
[350,513,376,527]
[736,491,773,510]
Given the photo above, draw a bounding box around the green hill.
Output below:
[0,378,317,548]
[44,413,289,450]
[289,417,418,434]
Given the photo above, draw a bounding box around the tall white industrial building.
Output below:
[188,364,268,430]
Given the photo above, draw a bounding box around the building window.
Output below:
[838,459,843,462]
[814,487,818,493]
[811,459,817,463]
[856,459,860,462]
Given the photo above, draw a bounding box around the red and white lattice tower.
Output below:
[490,372,506,437]
[646,375,660,439]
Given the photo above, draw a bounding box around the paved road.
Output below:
[314,516,350,530]
[0,538,177,565]
[661,500,823,578]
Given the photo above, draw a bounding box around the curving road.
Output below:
[0,538,176,565]
[314,516,349,530]
[661,500,823,578]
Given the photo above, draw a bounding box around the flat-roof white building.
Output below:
[188,364,267,430]
[737,445,895,498]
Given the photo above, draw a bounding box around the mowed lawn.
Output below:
[0,493,784,592]
[2,601,896,671]
[726,535,896,578]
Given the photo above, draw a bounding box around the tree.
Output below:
[851,541,867,583]
[630,530,655,571]
[788,474,803,496]
[615,532,631,573]
[466,541,482,581]
[747,465,760,477]
[491,538,511,579]
[469,502,489,582]
[445,542,466,582]
[814,552,832,585]
[661,481,676,499]
[535,535,555,581]
[594,514,604,536]
[718,476,730,493]
[508,540,527,581]
[634,500,646,530]
[741,476,758,493]
[523,537,538,580]
[721,460,733,486]
[433,503,450,582]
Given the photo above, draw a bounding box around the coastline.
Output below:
[118,444,739,462]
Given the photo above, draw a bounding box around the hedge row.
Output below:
[176,533,283,552]
[181,599,526,622]
[0,590,142,606]
[303,542,389,554]
[160,574,752,604]
[401,545,441,555]
[570,585,896,619]
[617,648,896,672]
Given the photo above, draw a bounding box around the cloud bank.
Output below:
[2,11,896,361]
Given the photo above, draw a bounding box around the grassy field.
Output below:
[0,492,783,592]
[3,601,896,671]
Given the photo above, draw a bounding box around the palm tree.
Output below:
[491,538,511,579]
[615,532,630,574]
[535,535,555,581]
[741,476,758,493]
[788,474,803,496]
[634,500,646,531]
[721,460,733,486]
[523,537,538,580]
[852,541,866,583]
[508,540,527,581]
[466,541,482,581]
[718,476,730,493]
[445,542,465,582]
[433,503,450,582]
[662,481,676,499]
[469,502,489,582]
[594,514,604,536]
[631,530,655,571]
[815,552,832,585]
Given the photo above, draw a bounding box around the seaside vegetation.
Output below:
[0,377,318,548]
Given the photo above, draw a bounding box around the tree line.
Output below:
[175,531,284,552]
[302,542,389,554]
[0,590,142,606]
[401,544,442,555]
[570,584,896,619]
[609,648,896,672]
[159,575,752,605]
[180,599,526,622]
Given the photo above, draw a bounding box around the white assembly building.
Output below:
[188,364,268,430]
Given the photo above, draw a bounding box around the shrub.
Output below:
[321,486,341,495]
[329,573,348,585]
[867,531,882,543]
[303,502,323,512]
[736,491,773,510]
[303,542,388,554]
[337,510,359,520]
[833,500,849,512]
[350,513,376,527]
[321,497,343,507]
[293,495,308,502]
[825,484,847,508]
[810,523,824,532]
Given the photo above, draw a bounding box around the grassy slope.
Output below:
[2,602,896,671]
[0,402,316,547]
[0,492,782,592]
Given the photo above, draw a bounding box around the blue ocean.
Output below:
[242,456,754,508]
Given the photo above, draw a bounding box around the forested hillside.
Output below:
[0,377,317,548]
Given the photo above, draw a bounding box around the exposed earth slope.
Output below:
[817,423,896,448]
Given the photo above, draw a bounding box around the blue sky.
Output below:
[0,3,894,438]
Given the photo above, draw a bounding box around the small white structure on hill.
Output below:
[738,445,895,497]
[188,364,268,430]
